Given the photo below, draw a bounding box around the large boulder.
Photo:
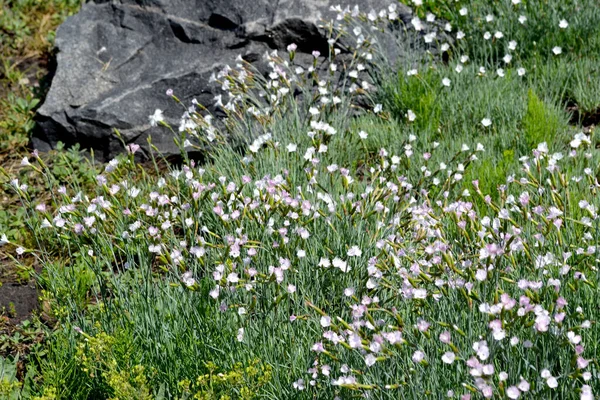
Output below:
[33,0,441,161]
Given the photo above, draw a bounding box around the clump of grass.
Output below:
[383,67,442,132]
[522,89,565,150]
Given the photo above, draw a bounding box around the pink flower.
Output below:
[412,350,425,363]
[518,379,530,392]
[348,333,362,349]
[577,357,590,369]
[439,331,451,344]
[581,385,593,400]
[365,354,377,367]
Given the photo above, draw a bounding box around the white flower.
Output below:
[359,131,368,139]
[476,269,487,281]
[320,316,331,327]
[442,352,456,364]
[374,104,383,113]
[209,286,220,299]
[509,40,517,50]
[237,327,244,342]
[517,68,526,76]
[506,386,520,399]
[459,7,467,16]
[182,271,196,287]
[318,258,331,268]
[541,369,552,379]
[481,118,492,127]
[442,77,451,87]
[0,234,8,246]
[287,143,297,153]
[304,147,315,160]
[570,133,590,148]
[411,17,423,31]
[332,257,350,272]
[567,331,582,344]
[347,246,362,257]
[149,109,164,127]
[518,15,527,24]
[552,46,562,55]
[547,377,558,388]
[407,110,416,121]
[559,19,568,29]
[293,379,305,390]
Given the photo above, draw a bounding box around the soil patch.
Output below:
[567,104,600,132]
[0,280,39,325]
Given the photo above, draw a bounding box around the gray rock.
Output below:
[33,0,442,161]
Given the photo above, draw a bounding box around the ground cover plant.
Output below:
[1,0,600,398]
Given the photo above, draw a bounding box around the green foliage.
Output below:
[522,89,563,150]
[73,328,153,400]
[0,356,22,399]
[0,0,82,153]
[0,0,81,56]
[464,148,514,204]
[179,359,272,400]
[569,57,600,117]
[0,91,39,151]
[383,68,441,131]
